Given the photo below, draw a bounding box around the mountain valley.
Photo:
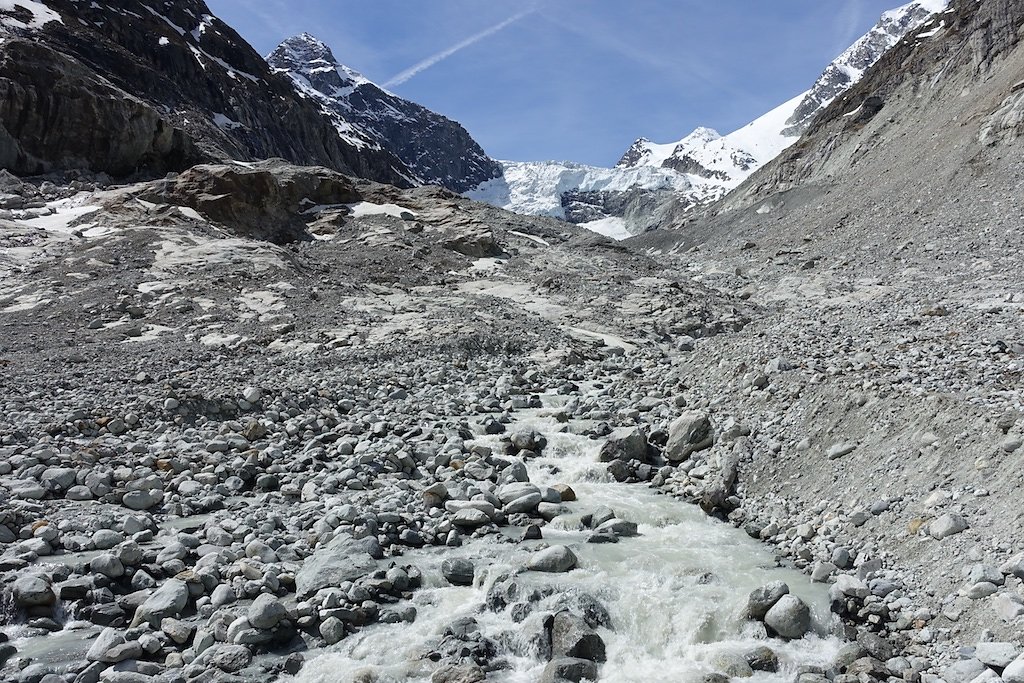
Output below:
[0,1,1022,683]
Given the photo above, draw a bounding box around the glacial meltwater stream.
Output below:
[290,407,842,683]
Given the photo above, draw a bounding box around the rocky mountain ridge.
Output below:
[0,0,413,183]
[267,33,502,194]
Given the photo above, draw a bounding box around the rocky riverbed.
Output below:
[1,164,1022,683]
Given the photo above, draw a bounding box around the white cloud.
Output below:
[383,7,535,88]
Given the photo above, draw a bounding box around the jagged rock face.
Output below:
[661,154,730,181]
[0,39,199,176]
[137,161,362,244]
[0,0,412,183]
[616,139,652,169]
[268,34,502,193]
[560,188,675,230]
[779,0,948,137]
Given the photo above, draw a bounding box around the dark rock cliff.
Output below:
[0,0,413,183]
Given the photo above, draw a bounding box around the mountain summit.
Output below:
[268,33,502,193]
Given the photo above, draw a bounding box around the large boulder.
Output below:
[929,513,968,539]
[541,657,599,683]
[132,579,189,627]
[11,575,55,607]
[746,581,789,620]
[664,411,714,462]
[441,558,476,586]
[431,663,486,683]
[247,593,288,630]
[139,161,361,244]
[443,227,502,257]
[527,546,578,573]
[294,533,379,597]
[764,594,811,640]
[598,427,649,463]
[550,611,606,662]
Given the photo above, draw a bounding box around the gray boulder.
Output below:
[452,508,490,528]
[294,534,379,597]
[664,411,713,462]
[527,546,578,573]
[122,489,163,511]
[764,594,811,640]
[975,642,1019,669]
[594,519,638,538]
[1003,654,1024,683]
[441,558,476,586]
[929,513,968,539]
[443,227,501,258]
[319,616,345,645]
[598,427,648,463]
[86,627,141,663]
[248,593,288,630]
[12,575,55,607]
[497,482,541,504]
[541,657,599,683]
[943,658,987,683]
[746,581,789,620]
[431,663,486,683]
[207,644,253,672]
[551,611,606,662]
[132,579,189,627]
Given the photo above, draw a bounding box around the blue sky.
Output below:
[207,0,905,166]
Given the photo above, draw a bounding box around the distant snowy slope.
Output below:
[468,0,948,240]
[617,0,948,188]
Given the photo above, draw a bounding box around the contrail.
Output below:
[383,7,534,88]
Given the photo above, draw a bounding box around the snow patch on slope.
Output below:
[0,0,62,31]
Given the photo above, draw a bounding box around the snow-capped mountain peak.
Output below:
[781,0,949,136]
[270,33,371,91]
[268,33,501,193]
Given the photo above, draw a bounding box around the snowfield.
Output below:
[466,160,690,220]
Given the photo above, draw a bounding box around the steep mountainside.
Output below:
[620,0,1024,654]
[641,0,1022,259]
[0,0,412,183]
[268,34,502,193]
[617,0,948,195]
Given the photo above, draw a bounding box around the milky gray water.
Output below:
[290,413,841,683]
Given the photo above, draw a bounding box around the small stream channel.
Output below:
[291,404,842,683]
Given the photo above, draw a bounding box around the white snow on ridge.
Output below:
[616,0,948,183]
[0,0,62,30]
[721,91,808,170]
[466,160,690,220]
